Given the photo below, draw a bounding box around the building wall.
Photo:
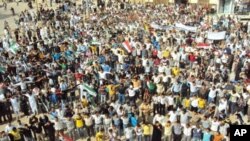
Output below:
[129,0,219,4]
[128,0,234,13]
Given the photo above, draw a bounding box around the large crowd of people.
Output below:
[0,0,250,141]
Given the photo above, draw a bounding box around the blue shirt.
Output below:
[50,93,58,104]
[99,55,106,64]
[113,118,120,126]
[60,83,68,91]
[202,132,212,141]
[122,63,130,71]
[50,111,58,119]
[130,117,138,127]
[65,50,73,57]
[172,83,181,93]
[101,64,111,72]
[53,53,61,61]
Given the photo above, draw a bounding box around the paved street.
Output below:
[0,2,31,35]
[0,0,65,36]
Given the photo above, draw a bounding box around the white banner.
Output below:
[207,31,226,40]
[150,23,174,31]
[175,23,197,32]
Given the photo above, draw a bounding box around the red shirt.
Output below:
[154,58,161,66]
[74,73,84,80]
[152,49,158,57]
[189,54,196,62]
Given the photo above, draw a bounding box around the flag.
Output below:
[196,43,212,49]
[0,66,5,73]
[91,40,101,45]
[122,40,133,53]
[9,41,20,54]
[82,83,97,97]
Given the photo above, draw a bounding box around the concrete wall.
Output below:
[129,0,219,4]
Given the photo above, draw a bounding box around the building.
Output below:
[129,0,237,14]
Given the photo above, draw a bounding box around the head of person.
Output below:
[100,128,105,133]
[12,127,17,132]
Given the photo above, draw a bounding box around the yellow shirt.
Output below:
[90,46,97,53]
[82,98,88,107]
[162,50,170,58]
[143,125,151,135]
[140,104,151,113]
[183,99,191,108]
[164,125,172,136]
[172,67,180,76]
[95,131,104,141]
[235,85,243,93]
[10,130,21,141]
[106,84,119,96]
[198,98,206,109]
[75,116,84,128]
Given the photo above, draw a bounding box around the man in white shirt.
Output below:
[124,125,134,141]
[167,95,174,111]
[54,117,64,132]
[180,109,190,126]
[24,93,38,115]
[208,86,217,104]
[218,97,228,114]
[103,114,112,133]
[158,94,167,115]
[229,91,240,114]
[189,82,199,96]
[152,95,159,114]
[210,117,220,132]
[84,114,94,137]
[127,85,136,105]
[65,117,76,140]
[182,123,192,141]
[12,78,33,92]
[92,112,104,133]
[158,64,166,73]
[121,114,129,130]
[219,121,229,136]
[153,113,162,125]
[190,96,199,113]
[152,74,161,84]
[169,109,177,123]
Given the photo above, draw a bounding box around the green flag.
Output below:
[9,41,19,54]
[82,83,97,97]
[91,40,101,45]
[0,66,6,73]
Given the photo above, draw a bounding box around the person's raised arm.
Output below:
[12,82,21,87]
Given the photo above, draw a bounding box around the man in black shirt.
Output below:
[118,84,126,104]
